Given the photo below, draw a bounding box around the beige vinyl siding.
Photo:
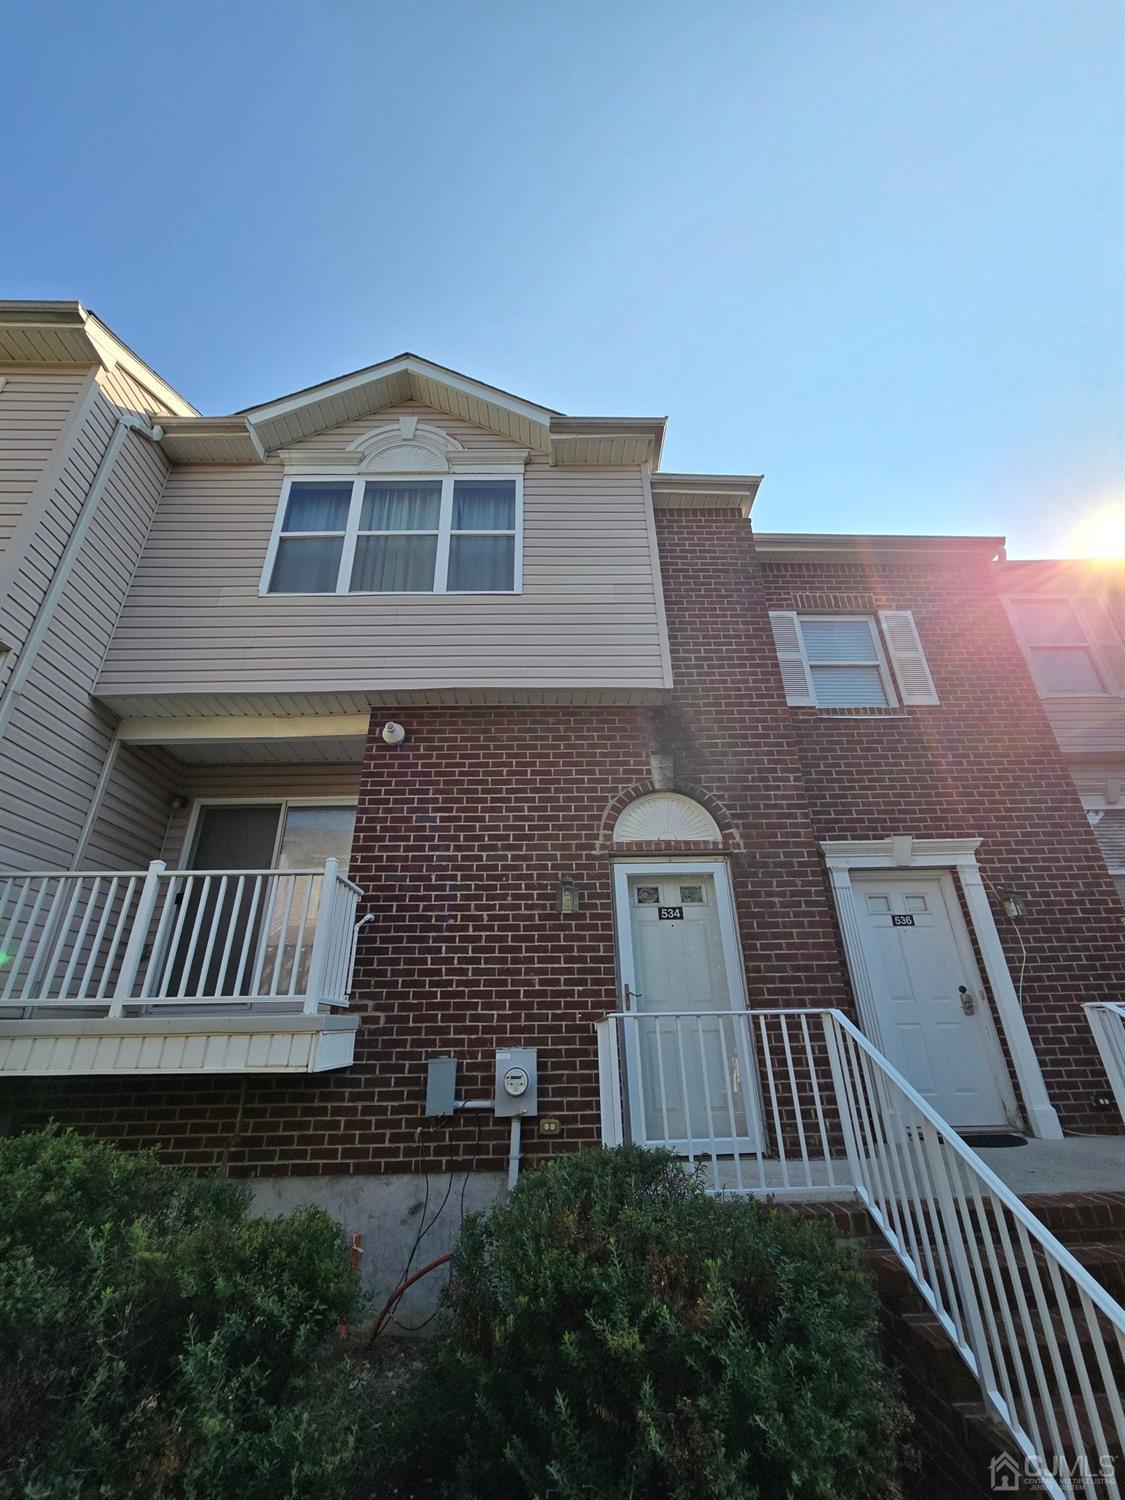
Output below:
[97,406,670,706]
[98,360,181,419]
[161,762,363,867]
[83,743,182,869]
[0,368,90,558]
[0,380,171,871]
[1038,699,1125,758]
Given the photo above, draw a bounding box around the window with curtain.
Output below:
[798,616,894,707]
[268,482,352,593]
[264,474,520,594]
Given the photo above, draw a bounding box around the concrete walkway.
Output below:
[976,1134,1125,1196]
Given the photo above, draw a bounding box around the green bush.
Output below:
[0,1126,370,1500]
[370,1146,908,1499]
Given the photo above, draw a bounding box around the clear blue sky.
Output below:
[2,0,1122,556]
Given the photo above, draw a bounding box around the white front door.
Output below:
[851,872,1019,1129]
[616,868,759,1149]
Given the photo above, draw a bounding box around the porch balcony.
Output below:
[0,858,364,1075]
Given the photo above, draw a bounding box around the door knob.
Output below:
[958,985,975,1015]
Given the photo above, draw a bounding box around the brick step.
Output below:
[900,1300,1125,1389]
[1069,1241,1125,1298]
[1016,1193,1125,1248]
[865,1237,1124,1321]
[955,1393,1124,1468]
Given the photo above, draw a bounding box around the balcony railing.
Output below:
[0,858,365,1074]
[1085,1001,1125,1124]
[596,1008,1125,1495]
[0,858,362,1015]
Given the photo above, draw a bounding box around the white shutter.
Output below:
[768,611,815,705]
[1074,598,1125,695]
[878,610,939,705]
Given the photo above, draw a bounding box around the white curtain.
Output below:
[351,534,438,592]
[283,482,351,532]
[361,482,442,531]
[448,534,515,591]
[452,480,515,530]
[270,536,344,592]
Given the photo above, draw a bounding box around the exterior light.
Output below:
[558,875,580,915]
[998,887,1026,920]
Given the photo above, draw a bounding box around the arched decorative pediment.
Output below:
[347,416,464,473]
[612,792,722,843]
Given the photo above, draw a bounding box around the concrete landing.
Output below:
[976,1135,1124,1196]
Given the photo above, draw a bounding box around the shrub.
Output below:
[0,1126,370,1500]
[369,1145,908,1499]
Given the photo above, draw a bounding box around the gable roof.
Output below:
[163,351,666,466]
[0,301,197,415]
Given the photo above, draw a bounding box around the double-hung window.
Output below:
[264,474,520,595]
[1004,597,1122,696]
[799,616,894,706]
[769,610,940,707]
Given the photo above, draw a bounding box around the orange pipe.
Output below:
[367,1252,453,1345]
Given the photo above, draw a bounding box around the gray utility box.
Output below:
[424,1055,458,1117]
[494,1047,538,1117]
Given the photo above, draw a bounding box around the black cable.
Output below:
[390,1116,481,1333]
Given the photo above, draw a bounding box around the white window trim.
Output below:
[259,470,524,597]
[820,835,1062,1139]
[798,614,899,708]
[1002,595,1115,699]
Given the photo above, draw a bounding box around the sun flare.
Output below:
[1071,504,1125,558]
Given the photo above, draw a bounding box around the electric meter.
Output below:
[494,1048,538,1117]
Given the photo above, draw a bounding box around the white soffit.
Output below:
[0,301,197,415]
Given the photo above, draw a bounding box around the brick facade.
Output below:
[760,550,1125,1133]
[5,511,1122,1164]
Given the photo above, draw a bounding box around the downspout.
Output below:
[0,412,165,742]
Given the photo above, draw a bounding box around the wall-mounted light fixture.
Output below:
[997,886,1026,920]
[557,875,581,915]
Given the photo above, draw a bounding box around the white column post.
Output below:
[303,858,339,1016]
[596,1016,625,1146]
[110,860,166,1016]
[955,863,1062,1140]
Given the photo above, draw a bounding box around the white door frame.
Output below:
[612,858,759,1150]
[611,858,750,1014]
[821,836,1062,1139]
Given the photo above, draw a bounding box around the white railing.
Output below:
[597,1008,1125,1495]
[1085,1002,1125,1124]
[0,858,364,1015]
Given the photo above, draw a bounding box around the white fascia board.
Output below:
[244,355,556,430]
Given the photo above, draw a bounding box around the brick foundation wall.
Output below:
[761,552,1125,1132]
[4,513,1120,1164]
